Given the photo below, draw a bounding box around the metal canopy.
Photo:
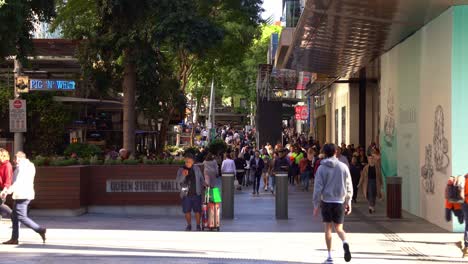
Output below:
[282,0,468,77]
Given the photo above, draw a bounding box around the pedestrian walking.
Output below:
[176,154,205,231]
[221,152,236,177]
[203,153,219,188]
[2,152,46,244]
[250,151,264,195]
[358,155,384,214]
[234,152,247,190]
[0,148,13,220]
[299,148,313,192]
[450,174,468,258]
[337,147,350,167]
[349,157,362,203]
[261,150,271,191]
[313,144,353,263]
[268,152,278,194]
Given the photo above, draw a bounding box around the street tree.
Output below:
[54,0,263,153]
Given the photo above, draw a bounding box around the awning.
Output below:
[53,96,122,105]
[282,0,468,77]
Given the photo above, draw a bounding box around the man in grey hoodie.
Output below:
[313,144,353,263]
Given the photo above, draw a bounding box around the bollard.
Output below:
[222,173,235,219]
[275,171,288,219]
[387,176,402,219]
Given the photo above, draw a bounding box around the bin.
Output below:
[386,176,402,219]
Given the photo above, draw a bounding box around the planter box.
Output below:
[33,166,89,210]
[32,165,182,211]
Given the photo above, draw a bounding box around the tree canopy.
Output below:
[53,0,264,153]
[0,0,56,61]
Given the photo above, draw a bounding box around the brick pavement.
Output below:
[0,184,465,263]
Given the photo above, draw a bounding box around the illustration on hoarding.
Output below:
[384,89,395,147]
[433,105,449,173]
[421,144,435,194]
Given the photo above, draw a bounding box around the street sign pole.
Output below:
[13,57,24,154]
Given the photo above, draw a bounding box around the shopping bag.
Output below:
[210,187,222,203]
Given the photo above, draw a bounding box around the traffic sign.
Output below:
[9,99,27,133]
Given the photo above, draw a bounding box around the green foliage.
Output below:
[32,155,48,167]
[21,93,73,156]
[104,158,122,165]
[208,139,228,155]
[122,159,140,165]
[0,0,56,62]
[64,143,102,158]
[218,24,282,105]
[50,158,79,167]
[78,158,91,165]
[184,146,200,157]
[0,83,13,116]
[90,155,103,165]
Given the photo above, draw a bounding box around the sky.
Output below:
[261,0,283,22]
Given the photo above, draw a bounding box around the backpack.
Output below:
[446,175,465,203]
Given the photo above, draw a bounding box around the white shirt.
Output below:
[202,130,208,137]
[221,159,236,175]
[7,159,36,200]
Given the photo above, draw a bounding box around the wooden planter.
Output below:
[32,165,181,210]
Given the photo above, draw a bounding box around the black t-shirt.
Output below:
[368,166,376,180]
[185,167,197,196]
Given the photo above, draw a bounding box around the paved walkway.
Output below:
[0,184,465,263]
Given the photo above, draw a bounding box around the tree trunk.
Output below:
[156,108,175,155]
[123,49,136,155]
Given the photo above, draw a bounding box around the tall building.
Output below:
[33,22,62,39]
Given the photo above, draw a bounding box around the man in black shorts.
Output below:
[313,143,353,263]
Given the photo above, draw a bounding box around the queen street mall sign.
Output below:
[106,179,179,193]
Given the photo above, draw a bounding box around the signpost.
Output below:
[12,65,76,152]
[9,99,27,133]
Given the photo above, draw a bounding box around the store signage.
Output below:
[296,72,318,90]
[106,179,179,193]
[30,79,76,91]
[9,99,27,132]
[295,105,308,121]
[15,76,29,94]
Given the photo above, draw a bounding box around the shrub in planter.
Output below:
[123,159,140,165]
[78,158,90,165]
[184,146,200,157]
[64,143,102,158]
[32,155,48,167]
[104,157,122,165]
[50,157,78,166]
[90,155,103,165]
[165,145,184,156]
[174,159,185,166]
[208,139,228,156]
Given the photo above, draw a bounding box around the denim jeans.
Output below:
[367,179,377,207]
[12,199,43,240]
[301,171,311,191]
[0,201,12,218]
[463,203,468,247]
[253,174,261,193]
[269,175,276,192]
